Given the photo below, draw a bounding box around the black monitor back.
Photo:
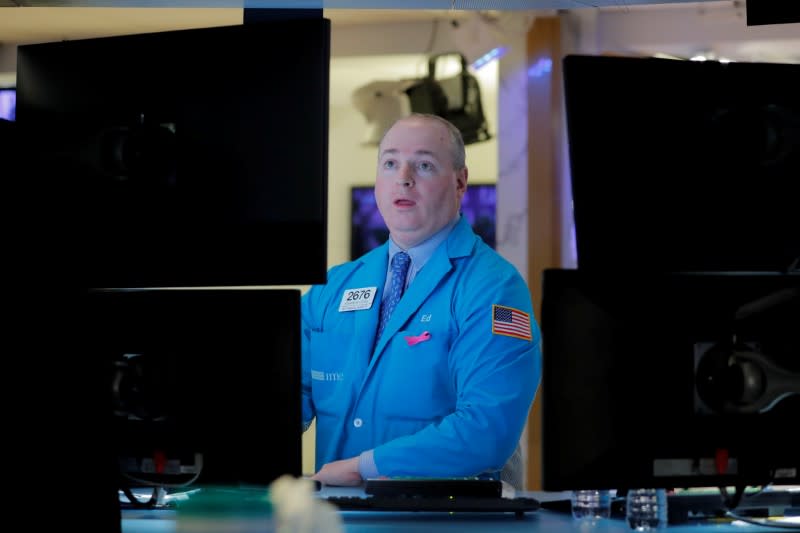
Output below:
[15,19,330,288]
[563,55,799,274]
[541,268,799,491]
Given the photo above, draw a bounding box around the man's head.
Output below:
[375,113,468,250]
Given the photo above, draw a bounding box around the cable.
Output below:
[425,19,439,54]
[121,470,202,489]
[724,511,800,530]
[716,482,800,530]
[718,484,747,510]
[122,486,160,508]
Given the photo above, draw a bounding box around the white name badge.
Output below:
[338,286,378,312]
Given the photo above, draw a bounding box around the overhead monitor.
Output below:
[15,19,330,288]
[563,55,799,274]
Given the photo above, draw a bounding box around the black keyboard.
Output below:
[365,478,502,498]
[324,495,540,518]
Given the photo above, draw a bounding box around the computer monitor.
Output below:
[541,268,800,491]
[350,183,496,259]
[0,87,14,121]
[0,88,15,170]
[15,18,330,288]
[87,289,302,491]
[563,54,799,274]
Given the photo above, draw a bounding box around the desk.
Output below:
[121,488,794,532]
[122,509,791,532]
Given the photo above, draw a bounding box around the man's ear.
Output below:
[457,167,468,194]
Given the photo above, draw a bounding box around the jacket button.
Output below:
[353,418,363,428]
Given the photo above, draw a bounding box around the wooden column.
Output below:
[526,16,566,490]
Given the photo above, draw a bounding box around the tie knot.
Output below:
[392,251,411,277]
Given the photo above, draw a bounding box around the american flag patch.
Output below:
[492,304,532,341]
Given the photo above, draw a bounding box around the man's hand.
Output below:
[311,456,363,486]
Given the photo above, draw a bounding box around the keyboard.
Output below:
[324,495,540,518]
[365,478,502,498]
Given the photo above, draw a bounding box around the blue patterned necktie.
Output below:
[375,251,411,345]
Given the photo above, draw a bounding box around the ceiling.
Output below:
[0,1,797,63]
[0,0,717,6]
[0,1,718,45]
[0,8,476,45]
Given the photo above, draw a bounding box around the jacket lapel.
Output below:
[370,217,476,361]
[370,248,453,359]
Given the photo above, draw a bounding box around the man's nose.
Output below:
[397,165,414,187]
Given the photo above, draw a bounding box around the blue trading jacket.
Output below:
[301,216,541,477]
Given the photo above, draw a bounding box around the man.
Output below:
[302,113,540,487]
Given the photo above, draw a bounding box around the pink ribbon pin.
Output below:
[404,331,431,346]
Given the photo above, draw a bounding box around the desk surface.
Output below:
[120,487,796,532]
[122,509,792,532]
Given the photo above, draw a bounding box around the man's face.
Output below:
[375,117,467,249]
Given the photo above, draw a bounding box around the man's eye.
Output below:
[383,160,396,170]
[418,161,434,172]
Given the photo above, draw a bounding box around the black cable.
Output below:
[716,482,800,529]
[122,486,160,508]
[717,484,749,513]
[729,484,747,510]
[724,511,800,530]
[426,19,439,55]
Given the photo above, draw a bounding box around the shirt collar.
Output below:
[388,214,461,273]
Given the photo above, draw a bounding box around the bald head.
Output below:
[380,114,466,171]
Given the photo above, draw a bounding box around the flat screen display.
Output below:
[563,55,799,273]
[0,87,15,121]
[16,19,330,288]
[350,183,496,259]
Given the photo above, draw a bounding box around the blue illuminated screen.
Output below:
[0,88,15,121]
[350,183,496,260]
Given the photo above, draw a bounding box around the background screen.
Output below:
[350,182,496,259]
